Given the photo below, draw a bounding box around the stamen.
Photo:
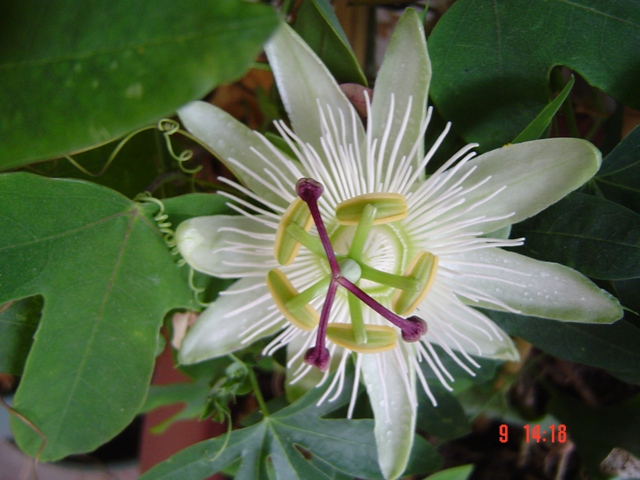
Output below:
[326,323,397,353]
[274,198,313,266]
[335,192,408,225]
[266,269,319,331]
[392,251,438,316]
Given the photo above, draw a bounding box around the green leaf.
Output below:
[613,278,640,323]
[0,296,43,375]
[293,0,367,85]
[595,126,640,214]
[404,436,443,477]
[511,193,640,280]
[489,311,640,384]
[549,392,640,474]
[0,173,229,461]
[512,76,574,143]
[0,0,278,168]
[417,384,471,441]
[163,193,231,226]
[429,0,640,149]
[139,372,388,480]
[424,464,474,480]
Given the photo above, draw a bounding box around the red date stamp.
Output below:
[499,424,567,444]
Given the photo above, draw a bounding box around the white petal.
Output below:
[433,138,602,233]
[175,215,276,278]
[361,348,416,480]
[371,9,430,173]
[265,23,365,155]
[178,277,283,364]
[178,101,298,208]
[447,248,623,323]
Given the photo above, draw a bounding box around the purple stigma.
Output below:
[296,177,324,202]
[304,346,331,371]
[401,315,428,342]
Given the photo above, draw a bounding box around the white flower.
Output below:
[174,10,622,479]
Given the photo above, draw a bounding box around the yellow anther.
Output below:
[274,198,313,266]
[392,251,438,316]
[326,323,397,353]
[266,269,319,331]
[335,193,408,225]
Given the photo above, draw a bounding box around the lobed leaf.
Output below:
[140,368,442,480]
[139,374,384,480]
[0,173,227,460]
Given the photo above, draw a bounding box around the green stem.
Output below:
[247,363,269,417]
[229,354,269,416]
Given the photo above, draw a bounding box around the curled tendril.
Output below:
[134,192,180,256]
[62,118,206,178]
[64,125,156,177]
[204,410,233,461]
[189,267,211,307]
[135,192,212,307]
[158,118,202,175]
